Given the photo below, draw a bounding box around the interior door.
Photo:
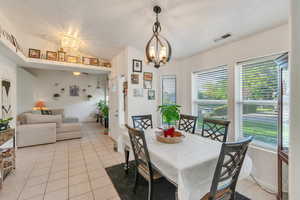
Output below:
[108,75,125,141]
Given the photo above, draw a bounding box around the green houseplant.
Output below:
[158,104,181,127]
[97,100,109,129]
[0,117,13,131]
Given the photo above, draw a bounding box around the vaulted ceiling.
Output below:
[0,0,288,60]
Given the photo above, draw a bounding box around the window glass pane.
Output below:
[241,104,278,147]
[195,66,228,100]
[242,61,278,101]
[197,104,228,128]
[162,76,176,105]
[239,57,280,148]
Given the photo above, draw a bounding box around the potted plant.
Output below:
[97,100,109,133]
[158,104,181,128]
[53,93,60,100]
[0,117,13,131]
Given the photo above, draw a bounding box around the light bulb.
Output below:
[159,46,167,60]
[149,46,155,59]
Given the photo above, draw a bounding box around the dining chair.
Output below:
[201,118,230,142]
[124,115,153,174]
[178,114,198,134]
[132,114,153,130]
[200,136,253,200]
[125,124,162,200]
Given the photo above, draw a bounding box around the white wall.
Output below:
[126,47,159,127]
[289,0,300,199]
[158,24,289,191]
[0,54,17,127]
[109,46,159,141]
[17,69,107,122]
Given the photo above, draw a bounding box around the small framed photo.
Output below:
[28,48,41,59]
[143,72,153,81]
[90,58,99,66]
[148,90,155,100]
[131,74,139,84]
[66,55,78,63]
[144,80,152,89]
[133,59,142,73]
[46,51,58,61]
[58,50,66,62]
[133,88,144,97]
[82,57,91,65]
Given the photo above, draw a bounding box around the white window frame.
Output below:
[235,54,281,150]
[192,66,229,130]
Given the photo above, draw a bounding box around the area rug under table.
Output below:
[105,162,250,200]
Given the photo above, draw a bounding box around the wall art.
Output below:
[132,59,142,72]
[143,72,153,81]
[131,74,139,84]
[46,51,58,61]
[69,85,80,96]
[148,89,155,100]
[133,88,144,97]
[28,48,41,59]
[143,80,152,89]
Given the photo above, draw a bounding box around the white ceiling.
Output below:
[0,0,288,60]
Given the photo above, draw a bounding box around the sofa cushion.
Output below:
[25,113,62,127]
[51,109,65,118]
[56,123,81,133]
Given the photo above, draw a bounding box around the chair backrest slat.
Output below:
[201,118,230,142]
[125,124,153,175]
[178,114,197,134]
[207,136,253,200]
[132,115,153,130]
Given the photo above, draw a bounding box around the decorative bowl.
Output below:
[156,131,185,144]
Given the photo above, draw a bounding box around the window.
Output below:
[161,75,176,105]
[237,57,280,148]
[193,66,229,129]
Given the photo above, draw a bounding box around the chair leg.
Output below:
[148,179,153,200]
[124,148,130,174]
[133,169,139,193]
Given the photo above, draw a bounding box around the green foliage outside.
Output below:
[197,61,278,145]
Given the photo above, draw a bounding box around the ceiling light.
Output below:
[73,72,81,76]
[145,5,172,68]
[61,33,81,52]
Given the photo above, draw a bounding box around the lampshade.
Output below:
[35,101,45,108]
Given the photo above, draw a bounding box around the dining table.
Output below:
[117,128,252,200]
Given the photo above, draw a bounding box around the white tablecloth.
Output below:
[118,129,252,200]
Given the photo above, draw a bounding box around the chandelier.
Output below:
[145,6,172,68]
[61,32,81,52]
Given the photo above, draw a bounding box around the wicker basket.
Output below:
[156,131,184,144]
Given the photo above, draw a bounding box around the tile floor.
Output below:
[0,123,276,200]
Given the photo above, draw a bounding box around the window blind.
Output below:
[241,60,279,101]
[194,66,228,101]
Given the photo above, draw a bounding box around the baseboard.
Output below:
[246,175,277,192]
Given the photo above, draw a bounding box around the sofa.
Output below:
[16,109,81,147]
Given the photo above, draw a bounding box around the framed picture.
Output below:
[131,74,139,84]
[46,51,58,61]
[90,58,99,66]
[143,72,153,81]
[28,48,41,59]
[82,57,91,65]
[148,90,155,100]
[58,50,66,62]
[69,85,80,96]
[133,59,142,73]
[66,55,78,63]
[144,80,152,89]
[133,88,144,97]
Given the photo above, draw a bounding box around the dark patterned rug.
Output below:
[105,162,250,200]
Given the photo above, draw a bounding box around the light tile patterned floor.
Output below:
[0,123,276,200]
